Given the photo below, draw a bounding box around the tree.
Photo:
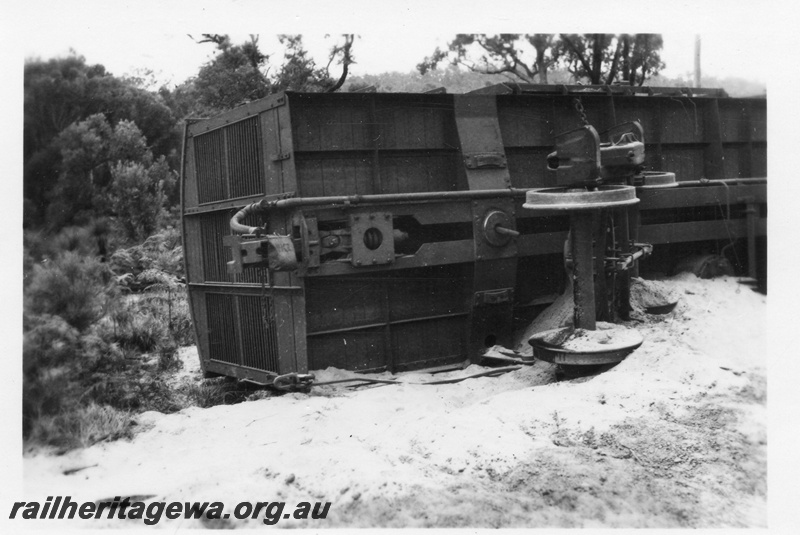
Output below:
[274,34,356,93]
[46,114,116,228]
[24,55,176,162]
[419,34,561,84]
[419,34,664,86]
[109,158,170,242]
[558,34,664,85]
[193,34,272,111]
[626,34,666,86]
[190,34,357,112]
[24,55,178,226]
[324,34,355,92]
[271,34,330,93]
[45,114,173,238]
[559,34,615,85]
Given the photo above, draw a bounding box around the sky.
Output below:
[9,1,775,88]
[20,31,767,89]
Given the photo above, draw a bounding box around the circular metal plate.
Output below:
[482,210,513,247]
[636,171,678,189]
[529,327,643,366]
[523,185,639,211]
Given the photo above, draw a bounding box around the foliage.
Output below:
[24,54,177,225]
[157,81,214,124]
[42,114,175,235]
[419,34,665,86]
[45,114,114,227]
[46,116,140,227]
[23,289,191,447]
[419,34,561,84]
[559,33,665,85]
[271,34,332,93]
[180,378,268,409]
[23,221,114,295]
[50,225,103,257]
[24,229,266,450]
[105,225,192,347]
[22,223,194,449]
[103,290,193,353]
[193,34,272,111]
[109,226,183,287]
[192,34,357,113]
[23,313,124,439]
[26,403,133,450]
[24,55,176,160]
[109,158,169,242]
[25,252,117,331]
[109,304,169,353]
[325,34,356,92]
[83,364,182,414]
[25,225,97,261]
[272,34,355,93]
[23,314,82,373]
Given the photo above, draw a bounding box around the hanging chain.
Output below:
[268,269,276,321]
[259,268,271,328]
[573,97,589,126]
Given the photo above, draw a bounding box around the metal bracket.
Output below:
[472,200,518,260]
[349,211,395,267]
[292,212,320,271]
[474,288,514,307]
[266,95,286,110]
[547,125,601,186]
[463,152,507,170]
[612,242,653,271]
[223,234,298,274]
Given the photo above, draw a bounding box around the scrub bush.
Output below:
[27,403,133,450]
[23,224,198,451]
[25,252,117,331]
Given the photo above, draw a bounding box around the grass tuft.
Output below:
[27,403,133,450]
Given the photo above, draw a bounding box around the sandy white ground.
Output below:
[22,274,766,528]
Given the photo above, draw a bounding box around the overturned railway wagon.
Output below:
[181,83,767,383]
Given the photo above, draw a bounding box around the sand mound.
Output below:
[629,277,681,314]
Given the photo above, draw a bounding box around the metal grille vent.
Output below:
[206,293,237,365]
[228,118,264,198]
[194,116,264,204]
[239,293,279,370]
[199,212,231,283]
[195,129,227,203]
[206,292,280,372]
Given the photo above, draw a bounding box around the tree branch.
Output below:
[561,34,594,79]
[326,34,355,93]
[605,38,622,85]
